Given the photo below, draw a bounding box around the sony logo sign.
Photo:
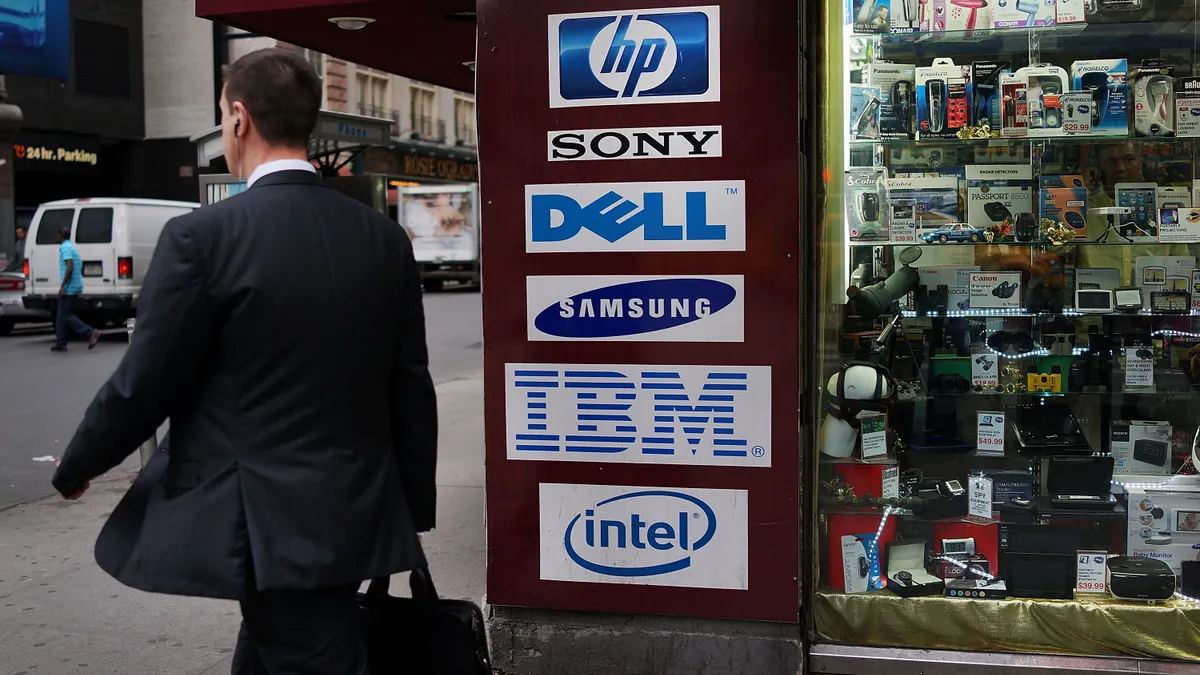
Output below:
[548,126,722,162]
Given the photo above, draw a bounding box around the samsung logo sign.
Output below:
[526,180,745,253]
[540,483,748,589]
[505,363,771,466]
[548,6,721,109]
[527,275,744,342]
[549,126,722,161]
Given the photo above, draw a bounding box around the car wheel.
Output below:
[0,319,12,337]
[939,234,948,243]
[969,234,979,242]
[423,279,445,293]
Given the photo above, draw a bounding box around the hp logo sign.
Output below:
[549,6,722,109]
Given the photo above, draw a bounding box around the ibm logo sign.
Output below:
[505,364,771,467]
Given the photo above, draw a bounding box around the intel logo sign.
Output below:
[528,275,745,343]
[565,490,716,577]
[535,278,733,338]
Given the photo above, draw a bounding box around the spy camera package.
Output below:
[846,170,889,242]
[1070,59,1128,136]
[917,59,971,140]
[850,85,884,141]
[1132,59,1176,137]
[867,63,917,139]
[966,165,1034,231]
[1175,77,1200,138]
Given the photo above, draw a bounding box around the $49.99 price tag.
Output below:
[976,411,1005,456]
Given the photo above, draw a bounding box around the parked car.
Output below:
[919,224,985,244]
[22,198,198,327]
[0,259,49,336]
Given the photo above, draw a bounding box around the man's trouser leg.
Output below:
[60,295,95,339]
[231,583,368,675]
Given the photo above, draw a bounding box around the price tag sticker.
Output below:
[882,467,900,500]
[1076,550,1107,593]
[968,475,993,521]
[971,354,998,392]
[860,412,888,459]
[1125,347,1155,388]
[976,411,1006,456]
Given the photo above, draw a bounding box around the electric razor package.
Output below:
[851,0,892,33]
[850,84,883,141]
[1022,65,1069,137]
[917,59,970,140]
[1000,72,1029,137]
[867,63,917,139]
[846,170,889,241]
[1176,77,1200,138]
[892,0,921,31]
[1071,59,1128,136]
[1132,59,1176,137]
[970,61,1011,131]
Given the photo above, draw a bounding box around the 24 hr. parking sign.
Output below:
[505,363,771,467]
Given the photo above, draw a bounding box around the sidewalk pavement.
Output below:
[0,373,485,675]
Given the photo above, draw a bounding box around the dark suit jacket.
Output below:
[51,170,438,600]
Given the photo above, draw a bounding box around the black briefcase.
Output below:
[359,568,492,674]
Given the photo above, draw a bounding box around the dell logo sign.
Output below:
[525,181,746,253]
[549,6,722,108]
[540,483,749,589]
[566,491,716,576]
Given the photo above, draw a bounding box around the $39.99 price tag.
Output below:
[1076,551,1107,593]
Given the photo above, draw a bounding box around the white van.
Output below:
[22,198,199,325]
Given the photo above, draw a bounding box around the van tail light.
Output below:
[22,259,29,278]
[0,277,23,292]
[117,257,133,280]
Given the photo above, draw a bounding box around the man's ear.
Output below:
[231,101,249,136]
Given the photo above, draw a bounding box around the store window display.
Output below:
[815,1,1200,665]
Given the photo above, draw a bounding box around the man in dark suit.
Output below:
[51,48,438,674]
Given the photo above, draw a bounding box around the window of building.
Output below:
[455,95,477,147]
[411,84,439,140]
[74,20,130,99]
[357,68,391,119]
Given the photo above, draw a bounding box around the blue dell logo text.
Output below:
[535,278,735,338]
[551,6,720,108]
[531,190,725,245]
[564,491,717,576]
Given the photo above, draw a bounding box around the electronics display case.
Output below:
[814,0,1200,664]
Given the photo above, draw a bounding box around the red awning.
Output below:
[196,0,476,93]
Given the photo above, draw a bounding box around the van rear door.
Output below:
[27,208,76,296]
[74,206,118,295]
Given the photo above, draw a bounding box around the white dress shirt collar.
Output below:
[246,159,317,188]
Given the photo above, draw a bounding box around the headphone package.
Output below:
[970,61,1012,131]
[849,84,883,141]
[917,58,970,140]
[1175,77,1200,138]
[1070,59,1128,136]
[866,63,917,140]
[966,164,1034,233]
[842,533,885,593]
[1132,59,1176,137]
[846,170,889,242]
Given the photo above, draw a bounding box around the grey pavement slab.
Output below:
[0,371,484,675]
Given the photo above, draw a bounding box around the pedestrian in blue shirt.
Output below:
[53,226,101,352]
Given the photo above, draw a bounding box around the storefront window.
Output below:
[815,0,1200,663]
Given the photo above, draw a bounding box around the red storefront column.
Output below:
[477,1,804,672]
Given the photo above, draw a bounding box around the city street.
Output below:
[0,290,485,673]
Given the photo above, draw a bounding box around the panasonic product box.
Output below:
[1111,421,1173,476]
[1132,59,1175,138]
[1175,77,1200,138]
[867,63,917,140]
[1040,175,1088,239]
[966,165,1034,231]
[1127,486,1200,576]
[970,61,1012,131]
[916,59,970,140]
[1070,59,1129,137]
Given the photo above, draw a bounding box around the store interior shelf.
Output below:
[847,238,1200,247]
[850,135,1197,147]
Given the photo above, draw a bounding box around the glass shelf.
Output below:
[850,135,1198,147]
[847,238,1199,247]
[846,309,1200,318]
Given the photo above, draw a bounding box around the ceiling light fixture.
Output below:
[328,16,375,30]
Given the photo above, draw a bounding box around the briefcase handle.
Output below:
[365,567,439,604]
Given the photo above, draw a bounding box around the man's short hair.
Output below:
[222,48,321,149]
[59,226,71,240]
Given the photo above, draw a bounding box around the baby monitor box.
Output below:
[1127,487,1200,576]
[867,63,917,139]
[1111,421,1173,475]
[1070,59,1128,136]
[1175,77,1200,138]
[992,0,1054,27]
[917,59,970,140]
[970,61,1012,130]
[1040,175,1088,238]
[966,164,1033,229]
[1132,59,1175,137]
[851,0,891,33]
